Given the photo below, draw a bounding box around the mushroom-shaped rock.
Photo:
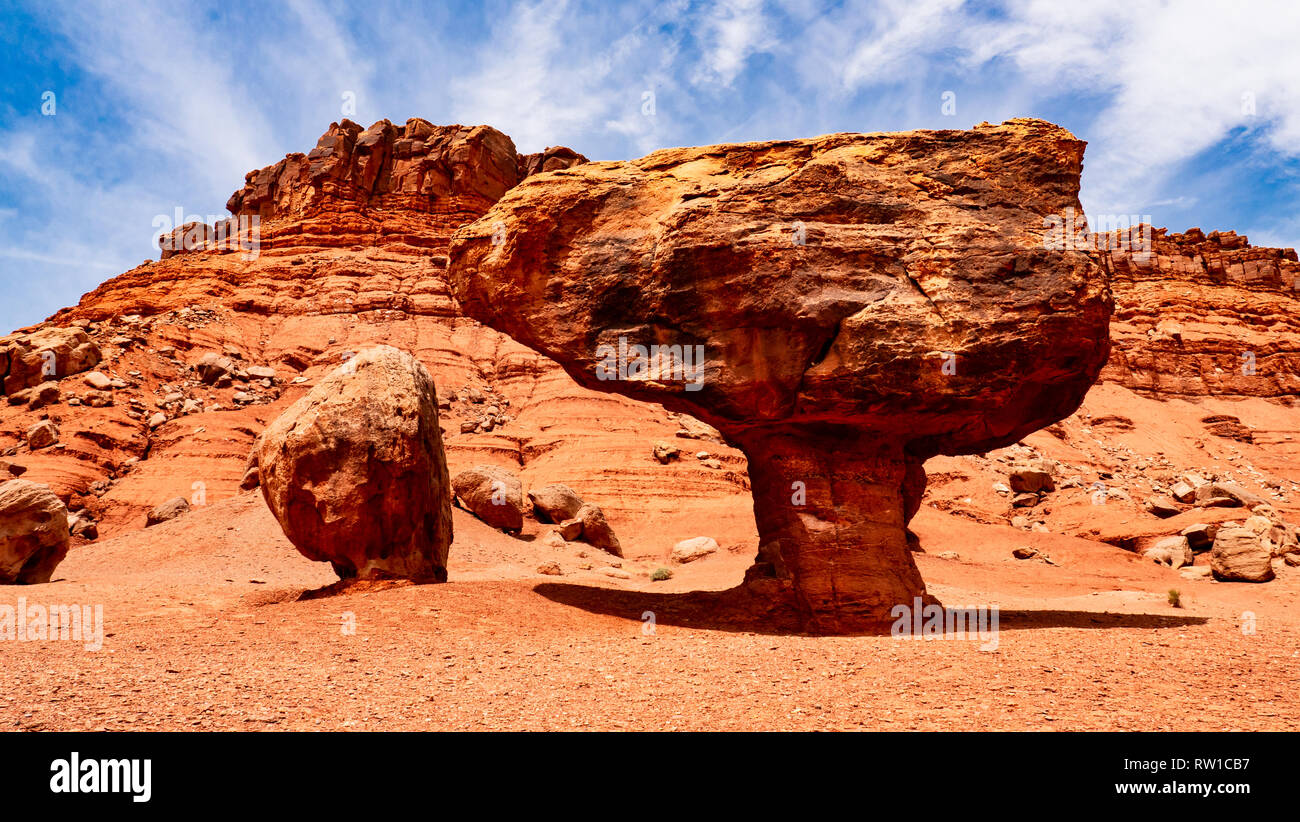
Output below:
[0,480,70,584]
[449,119,1111,631]
[258,346,453,581]
[451,465,526,532]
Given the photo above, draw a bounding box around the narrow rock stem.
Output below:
[736,425,935,633]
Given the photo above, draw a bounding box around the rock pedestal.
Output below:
[450,119,1112,632]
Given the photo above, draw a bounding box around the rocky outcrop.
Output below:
[450,118,1112,631]
[258,346,453,581]
[1,327,101,395]
[7,117,724,545]
[0,480,70,584]
[1102,227,1300,398]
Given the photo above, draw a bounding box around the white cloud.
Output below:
[691,0,776,87]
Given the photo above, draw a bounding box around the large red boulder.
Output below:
[257,345,453,581]
[0,480,70,584]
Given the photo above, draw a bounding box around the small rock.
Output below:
[528,484,584,523]
[652,441,680,464]
[1009,461,1055,494]
[558,517,584,541]
[577,503,621,556]
[83,372,112,391]
[1144,494,1181,518]
[672,536,719,564]
[451,465,526,532]
[146,497,191,527]
[536,560,562,576]
[26,420,59,450]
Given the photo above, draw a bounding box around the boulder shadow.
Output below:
[533,582,1211,636]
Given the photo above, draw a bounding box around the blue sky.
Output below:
[2,0,1299,334]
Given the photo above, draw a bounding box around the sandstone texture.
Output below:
[450,118,1112,630]
[1210,526,1274,582]
[0,479,70,584]
[258,346,453,581]
[1102,228,1300,399]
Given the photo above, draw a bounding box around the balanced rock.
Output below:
[258,346,453,581]
[1210,527,1274,582]
[450,119,1111,631]
[0,480,70,584]
[451,465,526,533]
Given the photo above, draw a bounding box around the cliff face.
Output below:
[63,118,588,322]
[1102,227,1300,399]
[1,120,751,548]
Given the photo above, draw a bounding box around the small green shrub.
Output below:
[651,567,673,581]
